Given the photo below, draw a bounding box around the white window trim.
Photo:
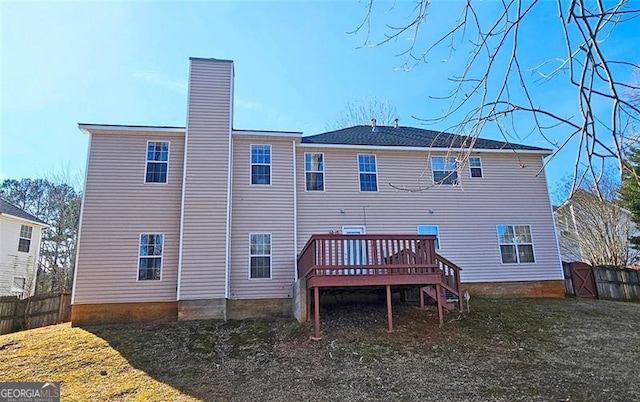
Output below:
[249,232,272,280]
[431,156,459,185]
[357,154,379,193]
[496,224,536,265]
[144,140,170,185]
[468,156,483,178]
[11,277,26,293]
[341,225,366,234]
[137,233,164,281]
[304,152,325,192]
[18,225,32,253]
[416,225,441,250]
[250,144,272,186]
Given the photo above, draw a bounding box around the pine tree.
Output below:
[620,147,640,249]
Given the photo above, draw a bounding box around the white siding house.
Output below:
[0,199,49,297]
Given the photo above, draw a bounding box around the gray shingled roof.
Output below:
[0,199,49,226]
[302,125,550,152]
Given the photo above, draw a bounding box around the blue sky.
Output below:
[2,1,638,203]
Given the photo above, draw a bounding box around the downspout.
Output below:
[224,64,235,301]
[293,139,298,281]
[177,60,193,302]
[543,155,564,278]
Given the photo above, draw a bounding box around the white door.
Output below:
[342,226,366,273]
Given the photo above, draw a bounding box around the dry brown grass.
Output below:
[1,297,639,401]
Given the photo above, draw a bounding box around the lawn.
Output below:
[1,297,639,401]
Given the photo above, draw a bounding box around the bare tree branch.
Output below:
[353,0,640,196]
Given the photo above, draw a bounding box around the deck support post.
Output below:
[306,287,311,322]
[386,285,394,333]
[312,287,321,340]
[419,286,425,308]
[436,284,444,327]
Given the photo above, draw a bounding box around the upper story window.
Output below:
[358,154,378,192]
[469,156,483,178]
[417,225,440,250]
[251,144,271,185]
[18,225,32,253]
[138,233,163,280]
[250,233,271,279]
[145,141,169,183]
[305,153,324,191]
[431,157,458,185]
[497,225,535,264]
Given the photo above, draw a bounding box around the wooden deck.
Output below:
[297,234,464,339]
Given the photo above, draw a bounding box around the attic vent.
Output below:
[394,118,399,129]
[371,118,378,132]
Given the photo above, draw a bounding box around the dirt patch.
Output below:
[1,298,639,401]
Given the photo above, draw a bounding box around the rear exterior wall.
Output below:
[295,147,563,284]
[229,136,296,299]
[73,131,184,304]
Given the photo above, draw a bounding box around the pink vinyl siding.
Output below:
[73,131,184,304]
[295,147,563,284]
[179,59,233,300]
[230,137,296,299]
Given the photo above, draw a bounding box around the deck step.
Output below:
[421,286,458,310]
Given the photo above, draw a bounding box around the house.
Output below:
[554,190,640,267]
[71,58,564,326]
[0,199,49,297]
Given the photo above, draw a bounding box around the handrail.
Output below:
[435,253,463,271]
[297,234,438,279]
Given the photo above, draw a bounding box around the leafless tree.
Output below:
[329,98,398,130]
[555,174,639,267]
[353,0,640,196]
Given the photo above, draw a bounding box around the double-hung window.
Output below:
[18,225,32,253]
[417,225,440,250]
[305,153,324,191]
[145,141,169,183]
[497,225,535,264]
[431,156,458,185]
[469,156,483,178]
[251,145,271,185]
[358,154,378,192]
[138,233,163,280]
[250,233,271,279]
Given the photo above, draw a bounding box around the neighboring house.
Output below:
[71,57,564,325]
[554,191,640,267]
[0,199,49,297]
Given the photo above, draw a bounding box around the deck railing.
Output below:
[297,234,446,279]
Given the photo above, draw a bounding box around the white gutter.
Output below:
[79,124,185,135]
[297,142,553,155]
[232,130,303,139]
[292,139,298,281]
[0,213,49,228]
[71,133,92,305]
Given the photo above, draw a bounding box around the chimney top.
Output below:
[371,118,377,132]
[394,118,399,129]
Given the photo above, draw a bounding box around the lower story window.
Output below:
[12,277,26,293]
[250,233,271,279]
[497,225,535,263]
[139,233,163,280]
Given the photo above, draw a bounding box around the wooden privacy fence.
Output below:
[563,262,640,300]
[0,292,71,335]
